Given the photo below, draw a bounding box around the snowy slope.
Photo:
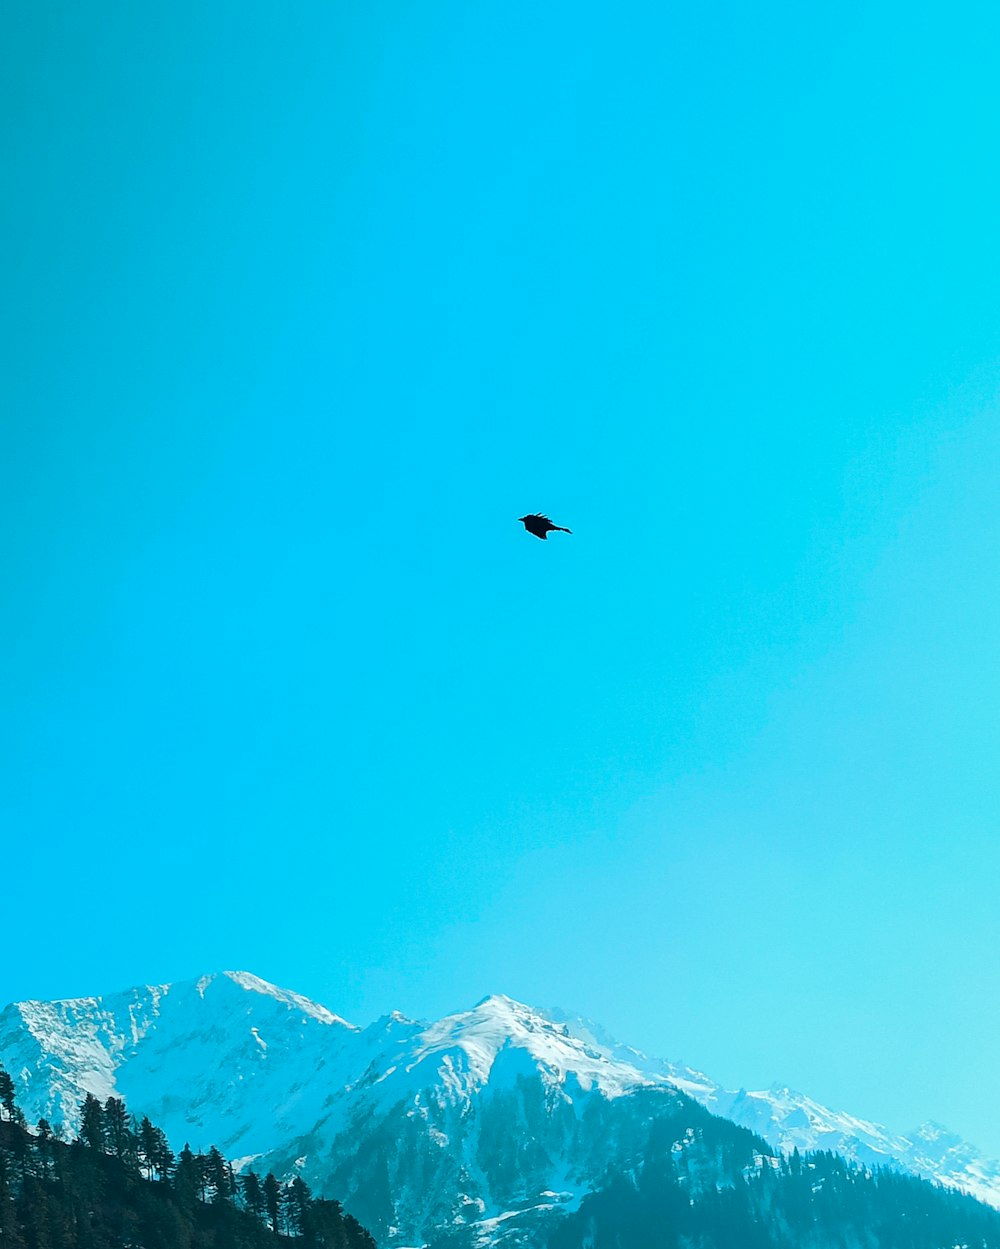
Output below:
[1,972,998,1244]
[551,1009,1000,1212]
[0,972,359,1161]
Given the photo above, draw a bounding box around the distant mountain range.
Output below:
[1,971,997,1245]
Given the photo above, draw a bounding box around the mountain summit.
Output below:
[2,972,998,1243]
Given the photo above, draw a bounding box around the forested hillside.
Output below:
[548,1120,1000,1249]
[0,1062,374,1249]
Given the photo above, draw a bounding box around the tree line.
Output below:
[0,1059,375,1249]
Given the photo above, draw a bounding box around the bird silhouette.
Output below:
[518,513,572,540]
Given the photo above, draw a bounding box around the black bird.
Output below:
[518,513,572,540]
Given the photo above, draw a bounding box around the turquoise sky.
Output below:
[3,1,1000,1155]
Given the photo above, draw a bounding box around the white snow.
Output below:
[1,968,998,1237]
[406,994,648,1101]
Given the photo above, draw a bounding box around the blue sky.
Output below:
[2,0,1000,1155]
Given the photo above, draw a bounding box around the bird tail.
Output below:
[555,526,572,533]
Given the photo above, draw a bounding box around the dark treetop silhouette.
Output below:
[518,513,572,540]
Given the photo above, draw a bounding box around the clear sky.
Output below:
[2,0,1000,1157]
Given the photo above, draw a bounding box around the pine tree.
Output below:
[35,1118,53,1180]
[153,1125,174,1181]
[138,1116,158,1180]
[103,1096,135,1165]
[138,1115,174,1182]
[205,1145,234,1205]
[194,1150,209,1203]
[241,1169,265,1222]
[173,1143,201,1213]
[0,1063,18,1123]
[78,1093,105,1151]
[285,1175,314,1239]
[263,1171,283,1234]
[343,1211,377,1249]
[313,1198,352,1249]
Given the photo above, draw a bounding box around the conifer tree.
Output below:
[153,1126,174,1181]
[138,1115,157,1179]
[313,1198,354,1249]
[79,1093,105,1151]
[195,1150,209,1203]
[242,1169,265,1221]
[138,1115,174,1182]
[103,1096,135,1165]
[0,1063,18,1123]
[286,1175,314,1239]
[206,1144,234,1205]
[34,1118,53,1179]
[263,1171,283,1234]
[173,1142,201,1212]
[343,1210,377,1249]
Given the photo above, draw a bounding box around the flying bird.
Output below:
[518,513,572,540]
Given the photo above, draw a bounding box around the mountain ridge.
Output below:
[2,970,998,1243]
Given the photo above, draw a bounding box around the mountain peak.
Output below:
[471,992,542,1017]
[213,971,358,1029]
[405,993,653,1102]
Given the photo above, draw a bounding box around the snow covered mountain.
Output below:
[551,1009,1000,1211]
[1,971,998,1244]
